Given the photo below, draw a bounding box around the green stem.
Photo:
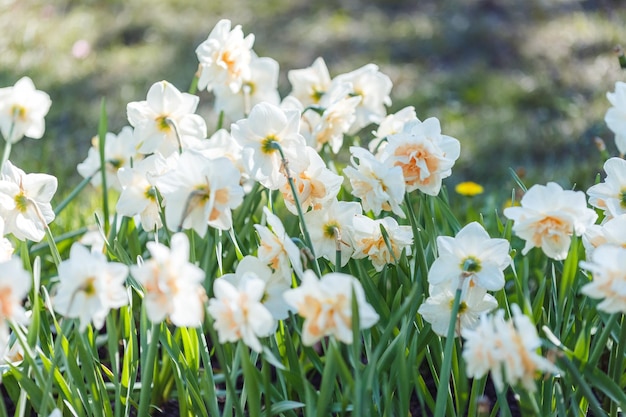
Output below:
[138,322,162,417]
[270,142,321,277]
[589,314,618,367]
[45,227,62,267]
[0,139,12,172]
[434,286,462,417]
[97,99,110,234]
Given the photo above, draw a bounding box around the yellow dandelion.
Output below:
[455,181,484,197]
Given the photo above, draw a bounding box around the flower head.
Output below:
[418,283,498,337]
[504,182,597,260]
[131,233,206,327]
[462,305,558,393]
[304,200,361,266]
[255,207,303,281]
[344,146,406,217]
[428,222,511,291]
[231,102,307,190]
[368,106,417,155]
[53,243,129,331]
[0,160,57,242]
[586,157,626,220]
[287,57,332,106]
[196,19,255,94]
[283,271,379,345]
[127,80,207,156]
[381,118,460,195]
[351,216,413,271]
[579,244,626,314]
[0,257,31,351]
[155,150,244,236]
[208,273,275,352]
[455,181,484,197]
[77,126,141,191]
[0,77,51,144]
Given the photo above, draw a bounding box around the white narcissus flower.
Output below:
[462,305,559,393]
[0,77,51,144]
[155,150,244,236]
[53,243,129,332]
[504,182,597,261]
[116,154,164,232]
[195,19,255,94]
[368,106,417,155]
[330,63,392,134]
[0,160,57,242]
[231,102,308,190]
[343,146,406,218]
[283,270,379,345]
[304,200,362,267]
[579,245,626,314]
[208,273,275,353]
[604,81,626,155]
[77,126,141,191]
[418,283,498,337]
[0,257,31,353]
[255,207,303,282]
[131,233,206,327]
[279,146,343,215]
[127,80,207,156]
[287,57,332,106]
[351,216,413,271]
[221,255,292,320]
[428,221,511,292]
[380,117,460,196]
[586,157,626,220]
[300,82,361,154]
[582,214,626,259]
[214,55,280,121]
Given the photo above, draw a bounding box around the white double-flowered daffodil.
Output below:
[428,221,511,292]
[586,157,626,221]
[76,126,141,191]
[381,117,460,196]
[351,215,413,271]
[208,271,275,353]
[0,160,57,242]
[462,305,559,393]
[53,243,129,332]
[0,257,31,353]
[304,199,362,267]
[287,57,332,106]
[231,102,308,190]
[344,146,406,218]
[155,150,244,236]
[131,233,206,327]
[283,270,379,345]
[255,207,304,282]
[419,283,498,337]
[504,182,597,261]
[579,244,626,314]
[0,77,51,144]
[195,19,255,94]
[127,80,207,156]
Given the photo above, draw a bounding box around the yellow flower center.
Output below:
[14,192,29,213]
[83,277,97,297]
[323,222,340,239]
[11,105,27,121]
[261,135,278,154]
[156,115,171,132]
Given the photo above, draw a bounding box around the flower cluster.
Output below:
[462,305,558,393]
[418,222,511,336]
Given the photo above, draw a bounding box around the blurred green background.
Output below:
[1,0,625,199]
